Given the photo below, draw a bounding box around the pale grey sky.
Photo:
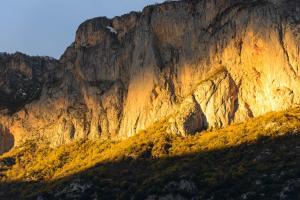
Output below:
[0,0,164,58]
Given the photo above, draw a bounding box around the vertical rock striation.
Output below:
[1,0,300,152]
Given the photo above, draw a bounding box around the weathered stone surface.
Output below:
[193,69,238,129]
[167,96,205,136]
[2,0,300,152]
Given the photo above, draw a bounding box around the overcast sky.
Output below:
[0,0,164,58]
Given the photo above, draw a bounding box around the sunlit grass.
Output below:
[1,107,299,183]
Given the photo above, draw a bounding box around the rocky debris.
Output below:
[146,194,188,200]
[279,179,300,200]
[2,0,300,151]
[167,96,205,136]
[145,179,198,200]
[240,192,257,200]
[163,179,198,195]
[54,179,92,199]
[36,196,44,200]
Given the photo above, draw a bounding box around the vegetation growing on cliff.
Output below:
[0,108,300,199]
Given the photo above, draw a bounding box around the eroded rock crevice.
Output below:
[1,0,300,150]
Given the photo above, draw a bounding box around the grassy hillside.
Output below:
[0,108,300,200]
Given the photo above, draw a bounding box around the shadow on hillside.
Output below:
[0,125,14,155]
[0,134,299,200]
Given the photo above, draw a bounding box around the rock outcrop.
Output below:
[1,0,300,152]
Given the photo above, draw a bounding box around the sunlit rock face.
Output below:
[1,0,300,150]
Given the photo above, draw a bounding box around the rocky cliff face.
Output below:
[1,0,300,153]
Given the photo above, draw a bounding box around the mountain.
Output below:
[0,0,300,198]
[1,0,300,152]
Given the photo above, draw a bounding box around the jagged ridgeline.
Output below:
[0,0,300,199]
[1,0,300,153]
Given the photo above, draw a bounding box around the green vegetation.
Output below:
[0,108,300,199]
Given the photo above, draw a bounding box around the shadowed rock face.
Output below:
[0,125,14,154]
[0,53,59,113]
[1,0,300,150]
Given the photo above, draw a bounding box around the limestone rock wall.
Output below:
[1,0,300,152]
